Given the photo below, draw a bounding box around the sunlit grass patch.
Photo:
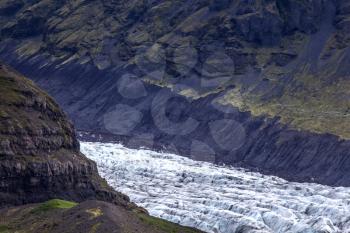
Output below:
[31,199,78,214]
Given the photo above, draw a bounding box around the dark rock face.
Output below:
[0,156,129,207]
[0,0,350,187]
[276,0,323,33]
[0,63,130,208]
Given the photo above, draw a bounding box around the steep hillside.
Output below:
[0,62,202,233]
[0,0,349,186]
[0,62,129,207]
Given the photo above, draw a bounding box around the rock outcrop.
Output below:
[0,63,130,207]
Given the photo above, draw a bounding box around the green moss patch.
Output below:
[0,225,10,233]
[31,199,78,214]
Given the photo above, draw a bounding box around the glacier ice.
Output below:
[81,142,350,233]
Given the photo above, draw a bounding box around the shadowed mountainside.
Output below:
[0,0,349,186]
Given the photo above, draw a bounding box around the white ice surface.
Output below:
[81,142,350,233]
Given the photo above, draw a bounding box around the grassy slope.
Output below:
[0,200,202,233]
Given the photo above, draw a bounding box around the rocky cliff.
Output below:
[0,62,132,207]
[0,0,349,186]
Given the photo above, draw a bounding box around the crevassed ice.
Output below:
[81,142,350,233]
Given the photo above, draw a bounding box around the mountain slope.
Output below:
[0,0,349,186]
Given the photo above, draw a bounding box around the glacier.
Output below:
[81,142,350,233]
